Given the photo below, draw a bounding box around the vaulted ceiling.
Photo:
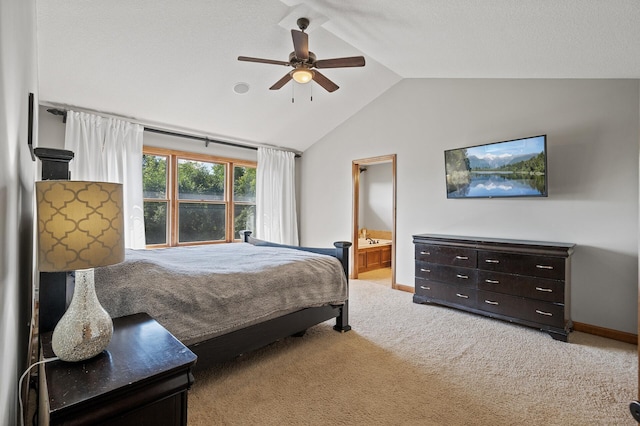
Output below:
[36,1,640,153]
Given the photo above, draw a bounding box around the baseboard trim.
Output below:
[573,322,637,345]
[395,283,414,293]
[395,283,637,345]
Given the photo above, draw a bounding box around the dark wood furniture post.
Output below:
[39,313,197,425]
[34,147,74,334]
[333,241,352,332]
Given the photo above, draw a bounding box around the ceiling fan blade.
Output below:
[314,56,366,69]
[291,29,309,61]
[238,56,291,67]
[312,70,339,93]
[269,73,293,90]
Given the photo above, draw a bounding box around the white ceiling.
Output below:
[36,0,640,153]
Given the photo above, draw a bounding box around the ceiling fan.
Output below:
[238,17,365,93]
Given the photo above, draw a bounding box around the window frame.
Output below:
[143,146,256,247]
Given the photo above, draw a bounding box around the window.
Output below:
[142,147,256,246]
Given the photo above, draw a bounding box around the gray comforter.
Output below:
[94,243,348,346]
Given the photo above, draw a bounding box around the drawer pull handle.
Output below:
[455,293,469,299]
[455,255,469,260]
[420,251,430,255]
[536,264,554,270]
[420,285,431,290]
[420,268,431,273]
[535,309,553,317]
[485,259,500,264]
[456,274,469,279]
[485,279,500,284]
[484,300,499,305]
[535,287,553,293]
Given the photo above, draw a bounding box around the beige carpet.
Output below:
[188,280,637,425]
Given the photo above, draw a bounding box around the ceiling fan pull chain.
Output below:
[310,83,313,102]
[291,82,295,103]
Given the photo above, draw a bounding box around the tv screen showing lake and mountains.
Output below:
[445,135,547,199]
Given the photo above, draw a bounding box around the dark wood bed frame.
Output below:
[36,148,352,373]
[188,231,352,371]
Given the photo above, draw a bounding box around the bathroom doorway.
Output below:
[352,154,396,289]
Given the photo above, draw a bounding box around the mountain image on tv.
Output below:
[445,135,547,198]
[467,152,538,170]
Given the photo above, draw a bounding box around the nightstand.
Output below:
[38,313,197,425]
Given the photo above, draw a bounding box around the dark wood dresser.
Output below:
[413,234,575,341]
[39,313,197,425]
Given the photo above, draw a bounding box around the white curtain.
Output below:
[64,110,146,249]
[256,147,299,245]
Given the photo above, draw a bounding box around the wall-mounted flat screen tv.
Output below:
[445,135,547,199]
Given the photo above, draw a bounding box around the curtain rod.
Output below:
[43,104,302,157]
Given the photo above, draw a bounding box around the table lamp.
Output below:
[36,180,124,362]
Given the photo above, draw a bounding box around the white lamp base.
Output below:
[51,268,113,362]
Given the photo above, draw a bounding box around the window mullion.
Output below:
[225,162,233,242]
[170,155,178,246]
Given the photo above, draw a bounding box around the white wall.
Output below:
[143,131,258,162]
[0,0,38,424]
[360,163,393,232]
[300,79,640,334]
[37,105,66,148]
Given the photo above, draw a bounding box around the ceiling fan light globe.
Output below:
[291,69,314,84]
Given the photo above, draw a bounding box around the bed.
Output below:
[92,231,352,371]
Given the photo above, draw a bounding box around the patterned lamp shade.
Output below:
[36,181,125,272]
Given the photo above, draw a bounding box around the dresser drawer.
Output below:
[415,279,476,309]
[519,300,565,328]
[477,270,564,303]
[476,290,526,319]
[415,244,477,267]
[415,261,476,287]
[477,290,564,328]
[478,251,565,280]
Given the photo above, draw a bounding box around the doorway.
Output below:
[352,154,397,289]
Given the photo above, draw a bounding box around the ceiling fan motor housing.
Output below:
[297,17,310,31]
[290,51,316,65]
